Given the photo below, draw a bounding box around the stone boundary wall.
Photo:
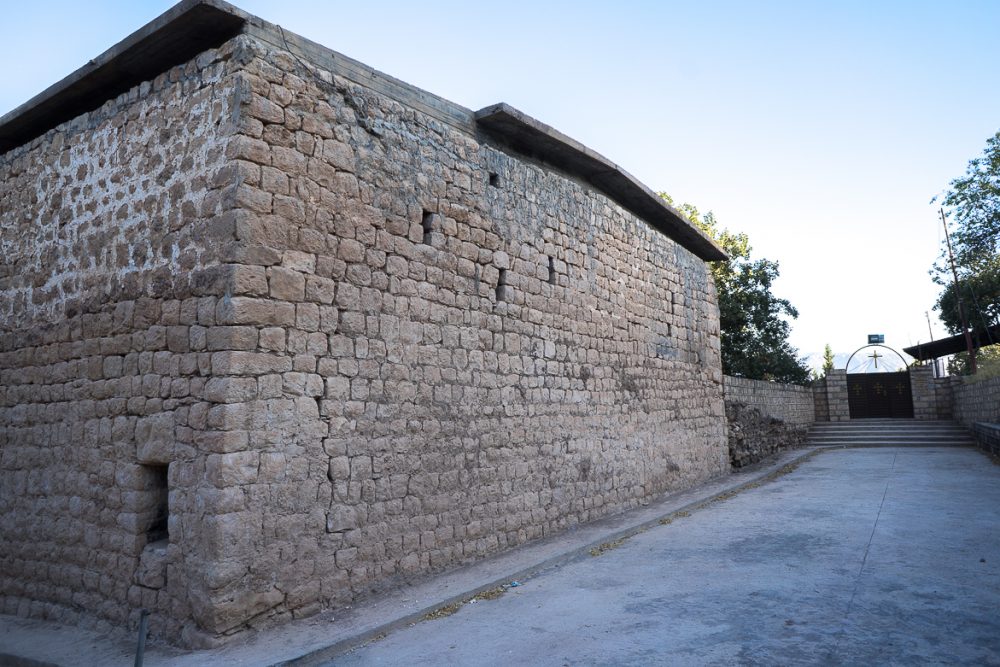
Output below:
[932,376,954,420]
[911,365,939,420]
[723,376,815,426]
[952,375,1000,427]
[722,376,813,468]
[971,423,1000,458]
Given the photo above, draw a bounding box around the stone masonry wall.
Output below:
[196,34,728,639]
[910,364,939,420]
[815,369,850,422]
[723,376,814,427]
[932,376,954,420]
[723,376,812,467]
[0,31,729,647]
[0,42,252,646]
[952,375,1000,427]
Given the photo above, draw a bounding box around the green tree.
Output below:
[822,343,835,376]
[932,129,1000,340]
[947,346,1000,380]
[934,256,1000,335]
[933,130,1000,271]
[661,194,811,384]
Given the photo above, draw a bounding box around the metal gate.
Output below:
[847,371,913,419]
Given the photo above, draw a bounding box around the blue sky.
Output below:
[3,1,999,366]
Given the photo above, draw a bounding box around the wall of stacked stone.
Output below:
[951,375,1000,427]
[0,41,269,646]
[815,369,850,422]
[971,423,1000,458]
[201,34,728,640]
[813,377,830,422]
[0,30,729,647]
[723,376,814,426]
[722,376,813,467]
[910,364,939,420]
[932,376,954,420]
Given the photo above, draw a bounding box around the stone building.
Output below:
[0,0,727,647]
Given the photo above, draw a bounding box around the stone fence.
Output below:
[723,376,815,426]
[722,367,1000,465]
[951,375,1000,427]
[722,376,814,468]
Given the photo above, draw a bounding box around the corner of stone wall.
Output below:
[0,35,270,649]
[153,41,350,644]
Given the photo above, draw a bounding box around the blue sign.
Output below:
[868,334,884,344]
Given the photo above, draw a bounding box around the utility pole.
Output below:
[940,208,977,374]
[925,311,938,377]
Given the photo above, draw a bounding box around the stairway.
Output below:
[806,419,977,448]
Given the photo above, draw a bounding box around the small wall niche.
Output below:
[548,256,556,285]
[488,171,500,187]
[496,268,508,301]
[421,210,438,245]
[145,464,169,543]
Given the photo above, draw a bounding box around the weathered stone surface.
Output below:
[0,38,242,644]
[0,23,732,651]
[725,401,808,469]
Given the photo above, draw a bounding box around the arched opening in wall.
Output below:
[845,345,914,418]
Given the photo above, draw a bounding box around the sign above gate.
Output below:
[868,334,885,344]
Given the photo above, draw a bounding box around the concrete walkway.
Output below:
[2,446,999,665]
[331,448,1000,666]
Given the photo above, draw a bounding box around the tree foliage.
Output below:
[935,256,1000,335]
[661,194,811,384]
[933,130,1000,272]
[933,129,1000,340]
[822,343,835,376]
[947,345,1000,380]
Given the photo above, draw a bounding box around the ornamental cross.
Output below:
[868,349,882,368]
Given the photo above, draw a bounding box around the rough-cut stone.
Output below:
[722,376,813,467]
[0,7,729,650]
[725,402,808,469]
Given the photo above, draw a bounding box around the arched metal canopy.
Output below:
[845,344,909,374]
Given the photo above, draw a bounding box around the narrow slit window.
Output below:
[548,256,556,285]
[145,464,169,543]
[421,210,437,245]
[496,268,508,301]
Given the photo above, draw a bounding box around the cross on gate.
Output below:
[868,349,882,368]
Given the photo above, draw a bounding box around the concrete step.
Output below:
[805,419,975,448]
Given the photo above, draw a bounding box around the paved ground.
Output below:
[3,446,998,666]
[331,448,1000,666]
